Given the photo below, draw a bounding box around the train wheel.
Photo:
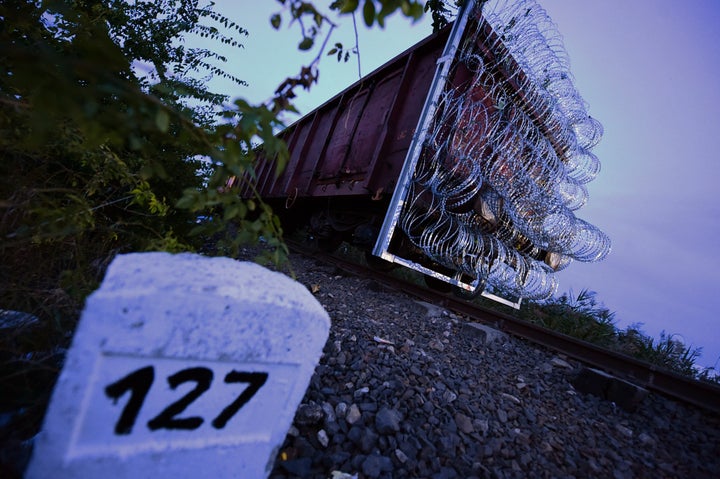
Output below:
[317,233,343,253]
[453,285,482,300]
[453,277,486,300]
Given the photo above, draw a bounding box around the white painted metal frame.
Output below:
[371,1,522,309]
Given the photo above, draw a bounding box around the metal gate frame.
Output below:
[372,0,522,309]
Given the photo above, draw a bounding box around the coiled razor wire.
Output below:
[397,0,610,299]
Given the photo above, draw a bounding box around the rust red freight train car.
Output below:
[238,0,609,304]
[238,26,452,243]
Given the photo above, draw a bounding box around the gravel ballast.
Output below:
[265,253,720,479]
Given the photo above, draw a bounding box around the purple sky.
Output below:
[210,1,720,369]
[542,0,720,369]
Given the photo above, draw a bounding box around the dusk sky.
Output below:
[209,1,720,369]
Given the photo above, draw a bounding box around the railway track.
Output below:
[287,240,720,415]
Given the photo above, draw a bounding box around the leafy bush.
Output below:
[0,0,287,454]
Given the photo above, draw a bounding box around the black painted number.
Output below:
[104,366,154,435]
[147,367,213,431]
[104,366,267,435]
[212,371,268,429]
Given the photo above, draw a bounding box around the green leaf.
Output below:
[298,37,314,50]
[155,109,170,132]
[129,135,143,151]
[223,201,246,220]
[339,0,359,13]
[408,2,424,21]
[363,0,376,26]
[176,189,200,210]
[270,13,281,29]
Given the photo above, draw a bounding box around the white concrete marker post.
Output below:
[26,252,330,479]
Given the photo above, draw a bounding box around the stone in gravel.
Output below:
[296,403,325,426]
[616,424,633,438]
[375,406,403,434]
[362,454,393,478]
[524,407,537,424]
[317,429,329,448]
[322,401,336,423]
[439,433,460,454]
[455,413,474,434]
[500,447,515,459]
[613,468,633,479]
[462,322,507,345]
[638,432,656,447]
[497,409,508,423]
[587,457,602,473]
[335,402,348,419]
[330,451,351,466]
[482,445,493,458]
[346,404,362,424]
[398,437,420,458]
[358,402,378,412]
[416,300,445,318]
[512,429,531,445]
[395,448,409,463]
[475,418,489,435]
[347,425,363,445]
[279,457,312,477]
[326,423,342,442]
[429,338,445,351]
[354,386,370,399]
[360,429,379,453]
[292,436,316,457]
[551,357,573,369]
[350,454,366,471]
[380,344,396,354]
[443,390,458,404]
[433,466,458,479]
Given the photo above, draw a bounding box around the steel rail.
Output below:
[287,241,720,415]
